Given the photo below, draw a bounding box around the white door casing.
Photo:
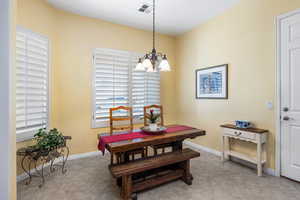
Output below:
[0,0,14,199]
[280,11,300,181]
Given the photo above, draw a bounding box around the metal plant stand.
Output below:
[17,136,71,187]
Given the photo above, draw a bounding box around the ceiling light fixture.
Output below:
[135,0,171,72]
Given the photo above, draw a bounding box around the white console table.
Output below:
[220,124,268,176]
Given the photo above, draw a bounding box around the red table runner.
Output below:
[98,125,194,154]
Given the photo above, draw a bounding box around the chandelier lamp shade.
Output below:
[135,0,171,72]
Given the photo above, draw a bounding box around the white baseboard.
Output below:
[184,140,222,157]
[17,151,101,182]
[264,167,276,176]
[183,141,275,176]
[67,151,101,161]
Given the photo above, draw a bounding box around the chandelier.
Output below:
[135,0,171,72]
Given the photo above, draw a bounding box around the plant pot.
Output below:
[149,123,158,131]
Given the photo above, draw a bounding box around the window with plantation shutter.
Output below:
[16,27,49,141]
[132,70,160,117]
[92,48,160,128]
[92,49,130,126]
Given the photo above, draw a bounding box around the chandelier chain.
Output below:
[153,0,155,49]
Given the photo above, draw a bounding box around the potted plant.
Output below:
[33,128,65,156]
[148,109,160,131]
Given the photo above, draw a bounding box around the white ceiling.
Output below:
[47,0,240,36]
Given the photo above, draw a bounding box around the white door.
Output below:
[280,11,300,181]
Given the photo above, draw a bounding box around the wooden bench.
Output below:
[110,148,200,200]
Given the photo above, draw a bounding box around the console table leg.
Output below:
[222,136,229,161]
[222,136,225,162]
[257,137,262,177]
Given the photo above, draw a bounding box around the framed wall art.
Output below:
[196,64,228,99]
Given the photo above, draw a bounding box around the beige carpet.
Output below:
[17,150,300,200]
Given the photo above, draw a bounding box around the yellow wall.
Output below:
[175,0,300,169]
[16,0,177,174]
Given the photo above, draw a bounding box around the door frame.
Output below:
[0,0,15,199]
[275,8,300,177]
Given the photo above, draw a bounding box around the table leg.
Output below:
[34,157,46,188]
[264,135,268,167]
[124,152,130,163]
[173,140,183,151]
[222,136,225,162]
[121,175,132,200]
[110,153,114,165]
[21,155,32,185]
[117,177,122,187]
[60,146,69,174]
[264,142,267,166]
[257,136,262,177]
[222,136,230,161]
[181,160,192,185]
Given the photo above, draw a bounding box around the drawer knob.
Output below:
[235,132,242,136]
[283,116,290,121]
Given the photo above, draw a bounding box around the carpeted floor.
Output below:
[17,149,300,200]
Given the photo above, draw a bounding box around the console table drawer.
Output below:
[223,128,256,140]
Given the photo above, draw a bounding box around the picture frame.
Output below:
[195,64,228,99]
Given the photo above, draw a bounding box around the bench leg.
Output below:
[181,160,193,185]
[121,175,132,200]
[172,141,183,151]
[132,193,138,200]
[117,177,122,187]
[154,148,158,156]
[110,154,114,165]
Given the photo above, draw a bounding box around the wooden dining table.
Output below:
[104,124,205,157]
[98,124,206,199]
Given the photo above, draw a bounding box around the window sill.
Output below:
[16,130,36,142]
[92,118,143,129]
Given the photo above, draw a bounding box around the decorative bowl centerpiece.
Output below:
[141,126,167,135]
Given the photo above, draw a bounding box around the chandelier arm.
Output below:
[156,52,164,57]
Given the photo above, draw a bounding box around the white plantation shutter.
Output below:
[16,27,49,141]
[132,69,160,117]
[146,72,160,105]
[92,49,131,127]
[92,48,160,128]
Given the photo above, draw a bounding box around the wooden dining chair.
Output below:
[144,105,172,155]
[110,106,133,136]
[144,104,164,127]
[110,106,146,165]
